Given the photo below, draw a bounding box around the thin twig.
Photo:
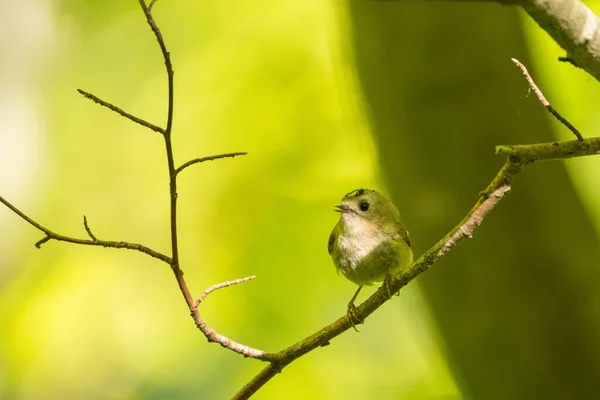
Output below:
[511,58,583,141]
[188,276,272,360]
[176,152,248,175]
[148,0,158,11]
[77,89,165,134]
[137,3,216,369]
[0,194,171,263]
[83,215,97,241]
[194,276,256,307]
[35,236,51,248]
[558,56,579,68]
[138,1,179,271]
[138,1,173,135]
[137,0,269,366]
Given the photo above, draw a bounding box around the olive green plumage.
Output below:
[329,188,413,287]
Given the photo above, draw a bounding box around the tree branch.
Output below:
[388,0,600,82]
[2,2,254,370]
[230,59,600,398]
[176,152,248,175]
[189,276,275,360]
[519,0,600,81]
[511,58,583,141]
[0,194,171,263]
[136,1,257,362]
[83,215,98,241]
[77,89,165,134]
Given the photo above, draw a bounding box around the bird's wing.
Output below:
[328,230,336,255]
[396,220,412,247]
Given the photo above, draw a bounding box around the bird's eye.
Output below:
[359,201,369,212]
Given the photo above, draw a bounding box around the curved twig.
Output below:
[194,276,257,307]
[83,215,97,241]
[0,194,171,264]
[189,276,274,360]
[176,152,248,175]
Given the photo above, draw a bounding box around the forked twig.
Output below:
[0,194,171,263]
[136,0,260,360]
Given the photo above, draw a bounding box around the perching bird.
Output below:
[328,188,413,329]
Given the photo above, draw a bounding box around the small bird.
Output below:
[328,188,413,329]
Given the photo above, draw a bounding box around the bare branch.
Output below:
[0,194,171,264]
[83,215,97,241]
[233,134,600,399]
[233,59,600,396]
[35,236,51,249]
[138,0,173,135]
[77,89,165,134]
[194,275,256,307]
[187,276,273,360]
[437,185,511,256]
[511,58,583,141]
[176,152,248,175]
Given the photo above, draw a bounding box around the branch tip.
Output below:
[176,152,248,175]
[35,236,51,249]
[77,88,166,134]
[195,275,256,307]
[83,215,98,241]
[511,58,583,141]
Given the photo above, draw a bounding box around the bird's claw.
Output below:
[383,274,399,299]
[347,301,362,332]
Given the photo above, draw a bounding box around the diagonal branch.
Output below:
[176,152,248,175]
[230,59,600,398]
[194,276,257,307]
[511,58,584,141]
[232,134,600,399]
[77,89,165,134]
[0,194,171,264]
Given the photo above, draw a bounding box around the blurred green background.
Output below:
[2,0,600,399]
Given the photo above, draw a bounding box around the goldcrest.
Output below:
[328,188,413,328]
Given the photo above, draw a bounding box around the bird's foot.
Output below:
[347,301,362,332]
[383,274,400,299]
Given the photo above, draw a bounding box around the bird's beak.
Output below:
[334,204,351,213]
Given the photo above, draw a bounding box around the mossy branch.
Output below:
[230,59,600,398]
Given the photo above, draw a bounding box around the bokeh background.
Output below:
[2,0,600,399]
